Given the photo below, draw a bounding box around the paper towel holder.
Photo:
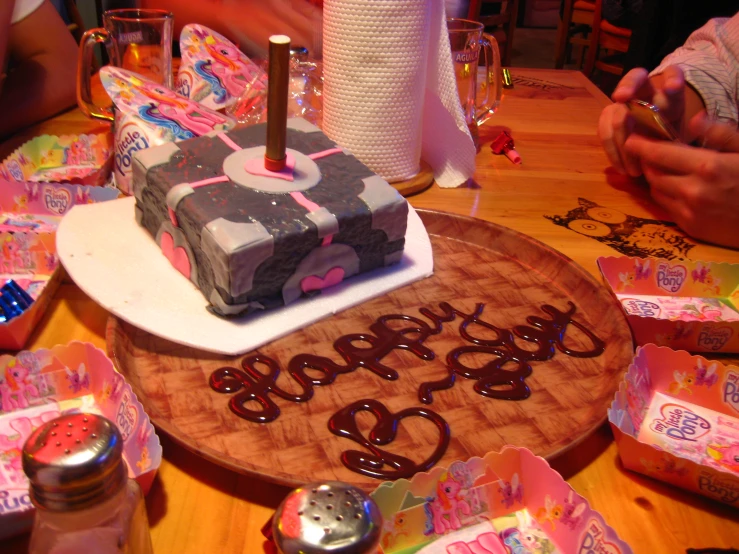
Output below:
[390,160,434,197]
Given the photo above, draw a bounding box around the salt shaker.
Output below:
[22,413,153,554]
[272,481,382,554]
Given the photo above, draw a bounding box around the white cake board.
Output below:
[57,197,434,355]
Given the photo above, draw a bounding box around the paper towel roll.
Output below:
[322,0,476,187]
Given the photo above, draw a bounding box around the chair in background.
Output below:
[583,0,632,78]
[554,0,595,69]
[466,0,520,67]
[63,0,87,43]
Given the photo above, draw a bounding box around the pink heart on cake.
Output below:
[300,267,345,293]
[160,231,191,280]
[243,152,296,181]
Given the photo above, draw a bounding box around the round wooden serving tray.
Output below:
[107,210,634,490]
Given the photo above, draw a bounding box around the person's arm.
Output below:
[0,0,78,139]
[599,66,703,176]
[624,114,739,249]
[599,12,739,176]
[651,13,739,124]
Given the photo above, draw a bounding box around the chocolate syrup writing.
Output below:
[209,301,605,423]
[327,399,451,479]
[210,301,604,479]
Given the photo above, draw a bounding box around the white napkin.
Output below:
[322,0,476,188]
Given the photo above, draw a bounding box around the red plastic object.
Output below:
[491,131,521,164]
[264,155,287,172]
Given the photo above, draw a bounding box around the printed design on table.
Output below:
[545,198,696,260]
[210,301,605,478]
[509,75,590,101]
[511,76,577,91]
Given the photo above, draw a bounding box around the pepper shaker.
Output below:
[22,413,153,554]
[272,481,382,554]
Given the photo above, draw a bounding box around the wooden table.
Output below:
[3,68,739,553]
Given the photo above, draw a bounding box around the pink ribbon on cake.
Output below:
[170,134,342,249]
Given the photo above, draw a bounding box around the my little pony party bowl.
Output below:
[370,446,632,554]
[597,256,739,353]
[609,344,739,508]
[0,133,113,187]
[0,179,118,349]
[0,342,162,539]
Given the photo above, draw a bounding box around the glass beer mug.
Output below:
[77,9,174,121]
[447,18,502,149]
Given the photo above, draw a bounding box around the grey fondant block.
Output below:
[133,118,408,316]
[202,218,274,299]
[132,142,181,201]
[287,117,322,134]
[359,175,408,243]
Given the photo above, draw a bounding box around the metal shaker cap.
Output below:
[273,481,382,554]
[22,413,127,511]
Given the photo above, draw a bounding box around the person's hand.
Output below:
[598,66,687,177]
[624,113,739,249]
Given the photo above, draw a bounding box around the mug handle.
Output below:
[77,28,118,122]
[474,32,502,126]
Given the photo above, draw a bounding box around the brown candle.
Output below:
[265,34,291,172]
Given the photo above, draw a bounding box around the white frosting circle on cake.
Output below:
[222,146,321,193]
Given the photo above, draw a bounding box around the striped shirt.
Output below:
[652,12,739,124]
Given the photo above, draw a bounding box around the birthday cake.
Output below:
[131,118,408,315]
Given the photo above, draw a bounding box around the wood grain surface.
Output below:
[106,210,634,489]
[2,68,739,553]
[391,160,435,197]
